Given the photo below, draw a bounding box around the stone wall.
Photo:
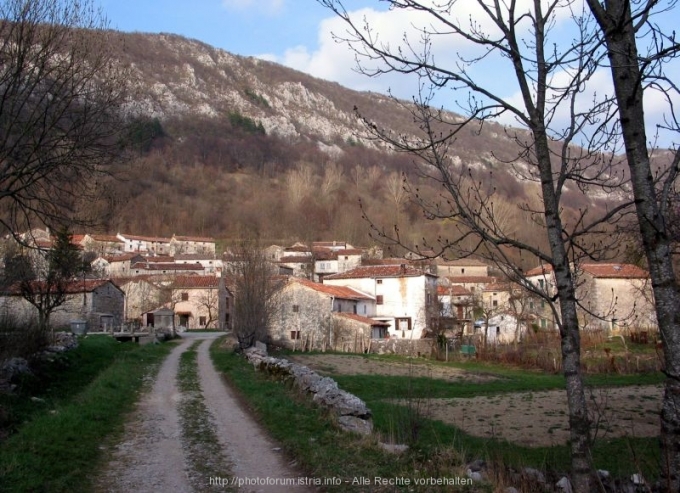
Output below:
[243,347,373,435]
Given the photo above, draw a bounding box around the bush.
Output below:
[0,314,45,363]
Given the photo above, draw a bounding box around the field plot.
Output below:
[289,353,662,448]
[289,354,498,383]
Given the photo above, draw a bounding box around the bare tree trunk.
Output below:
[587,1,680,488]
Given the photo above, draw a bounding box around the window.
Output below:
[377,279,383,284]
[496,327,501,336]
[292,304,299,312]
[376,295,383,305]
[199,316,206,326]
[538,279,545,288]
[461,268,465,274]
[492,300,498,307]
[181,292,189,301]
[290,330,301,340]
[396,317,412,331]
[541,318,547,328]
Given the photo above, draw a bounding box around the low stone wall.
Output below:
[243,347,373,435]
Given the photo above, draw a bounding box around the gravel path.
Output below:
[95,333,313,493]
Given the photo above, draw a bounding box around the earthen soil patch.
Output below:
[288,354,662,447]
[420,385,662,447]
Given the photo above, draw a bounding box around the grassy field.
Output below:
[0,335,173,493]
[211,341,664,491]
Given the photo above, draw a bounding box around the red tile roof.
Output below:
[170,275,221,289]
[437,258,488,266]
[292,278,373,300]
[361,258,414,266]
[525,265,554,277]
[278,256,312,263]
[132,262,204,271]
[103,253,144,263]
[437,285,473,296]
[4,279,117,295]
[333,312,390,326]
[324,265,433,280]
[172,235,215,242]
[89,234,123,243]
[142,255,175,263]
[446,276,498,284]
[119,233,172,242]
[580,263,649,279]
[524,263,648,279]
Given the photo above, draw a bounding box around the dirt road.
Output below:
[95,333,313,493]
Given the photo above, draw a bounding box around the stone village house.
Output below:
[0,279,124,331]
[270,277,379,350]
[323,264,438,339]
[116,275,228,331]
[524,262,657,333]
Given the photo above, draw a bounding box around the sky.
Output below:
[98,0,680,149]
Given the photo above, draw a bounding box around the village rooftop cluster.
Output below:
[0,228,658,351]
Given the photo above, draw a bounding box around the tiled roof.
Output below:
[484,282,513,292]
[361,258,414,266]
[90,234,123,243]
[525,264,554,277]
[284,245,310,252]
[118,233,172,242]
[132,262,204,271]
[170,275,221,289]
[292,278,373,300]
[437,258,488,266]
[524,263,649,279]
[278,256,312,263]
[437,285,473,296]
[142,255,175,263]
[172,235,215,242]
[446,276,497,284]
[324,265,433,280]
[333,312,390,326]
[103,253,143,263]
[580,263,649,279]
[4,279,115,295]
[176,254,217,261]
[313,241,347,248]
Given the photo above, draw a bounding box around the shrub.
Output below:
[0,314,45,363]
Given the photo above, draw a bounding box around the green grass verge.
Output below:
[0,336,173,493]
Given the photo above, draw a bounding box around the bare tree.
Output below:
[584,1,680,487]
[227,238,282,349]
[317,1,639,488]
[195,288,219,329]
[0,0,130,234]
[18,228,85,334]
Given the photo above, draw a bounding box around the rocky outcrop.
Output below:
[243,347,373,435]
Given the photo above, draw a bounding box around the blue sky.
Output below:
[99,0,679,148]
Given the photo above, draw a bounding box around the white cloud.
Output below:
[264,1,677,147]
